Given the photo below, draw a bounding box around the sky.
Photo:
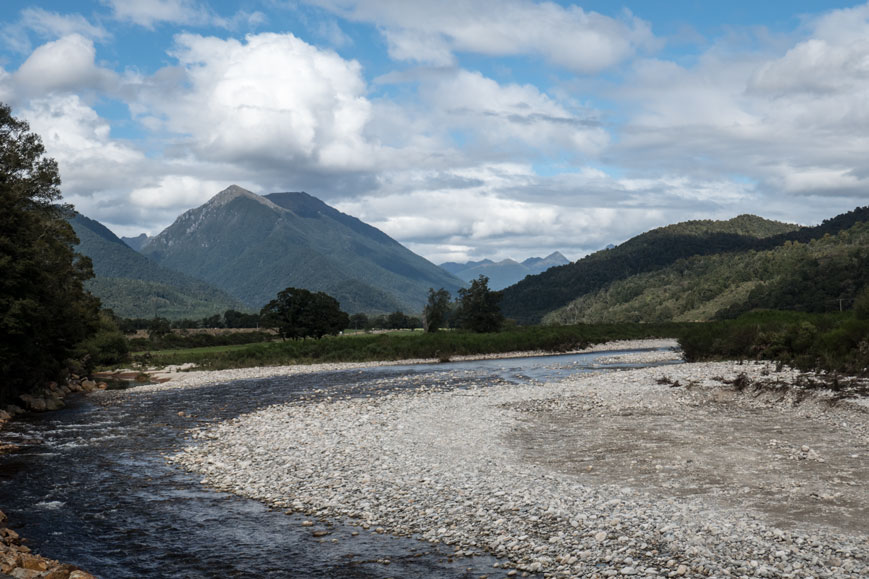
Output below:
[2,1,869,264]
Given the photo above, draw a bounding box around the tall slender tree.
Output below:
[455,275,504,333]
[423,287,451,332]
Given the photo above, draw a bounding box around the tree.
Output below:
[224,309,259,328]
[455,275,504,333]
[387,310,411,329]
[147,317,171,338]
[423,287,451,332]
[0,103,101,404]
[200,313,223,328]
[348,313,369,331]
[260,287,349,340]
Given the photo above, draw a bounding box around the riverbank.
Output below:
[127,338,681,393]
[171,355,868,577]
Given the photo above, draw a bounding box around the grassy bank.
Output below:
[133,323,685,370]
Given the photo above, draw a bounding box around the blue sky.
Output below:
[2,1,869,262]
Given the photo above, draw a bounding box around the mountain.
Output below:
[544,215,869,324]
[440,252,569,290]
[121,233,150,251]
[141,185,464,313]
[500,214,801,324]
[69,214,245,319]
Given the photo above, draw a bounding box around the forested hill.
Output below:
[544,218,869,324]
[141,185,464,313]
[70,214,244,319]
[500,214,800,324]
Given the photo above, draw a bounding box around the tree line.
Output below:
[257,275,505,340]
[0,104,118,404]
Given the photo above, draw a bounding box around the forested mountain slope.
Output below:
[141,186,464,313]
[543,211,869,324]
[500,214,800,323]
[70,214,244,319]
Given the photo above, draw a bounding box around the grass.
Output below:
[131,323,687,371]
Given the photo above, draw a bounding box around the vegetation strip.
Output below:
[128,324,686,370]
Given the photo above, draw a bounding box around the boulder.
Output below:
[80,380,96,393]
[18,395,46,413]
[19,554,49,572]
[44,566,79,579]
[0,551,21,574]
[44,395,65,411]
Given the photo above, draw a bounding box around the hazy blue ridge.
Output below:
[440,252,569,290]
[121,233,150,251]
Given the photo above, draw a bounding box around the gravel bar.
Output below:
[128,339,681,394]
[169,353,868,578]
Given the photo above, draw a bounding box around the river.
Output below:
[0,347,678,578]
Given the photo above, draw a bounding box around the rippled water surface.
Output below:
[0,348,676,578]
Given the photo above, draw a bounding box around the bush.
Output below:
[678,309,869,375]
[73,311,130,370]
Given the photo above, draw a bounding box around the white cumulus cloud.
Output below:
[135,32,375,173]
[13,34,118,99]
[104,0,213,28]
[307,0,656,72]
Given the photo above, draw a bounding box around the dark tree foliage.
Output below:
[147,317,172,338]
[386,311,410,330]
[424,287,451,333]
[455,275,504,333]
[223,309,259,328]
[348,313,369,330]
[260,287,349,340]
[0,103,100,404]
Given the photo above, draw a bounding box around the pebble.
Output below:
[168,352,869,577]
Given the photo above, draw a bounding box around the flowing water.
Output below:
[0,348,677,578]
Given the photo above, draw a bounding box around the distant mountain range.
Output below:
[440,252,569,290]
[121,233,150,251]
[73,184,868,325]
[139,185,464,314]
[70,214,244,319]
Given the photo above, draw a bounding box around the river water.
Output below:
[0,348,677,578]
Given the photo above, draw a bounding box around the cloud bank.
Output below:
[0,1,867,263]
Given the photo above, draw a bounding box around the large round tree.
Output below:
[0,103,100,404]
[260,287,349,340]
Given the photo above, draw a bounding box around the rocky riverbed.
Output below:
[135,339,682,393]
[170,354,869,578]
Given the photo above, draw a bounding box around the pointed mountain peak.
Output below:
[209,185,277,210]
[544,251,568,261]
